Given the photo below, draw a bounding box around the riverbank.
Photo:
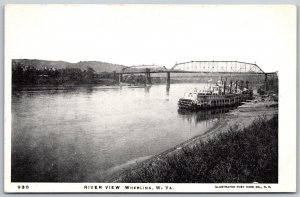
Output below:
[111,98,278,183]
[11,82,149,92]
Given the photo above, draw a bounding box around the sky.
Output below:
[5,4,296,72]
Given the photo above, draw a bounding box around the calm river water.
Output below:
[12,83,229,182]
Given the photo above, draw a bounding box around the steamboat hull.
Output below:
[178,93,252,110]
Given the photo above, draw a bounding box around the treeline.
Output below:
[12,65,99,86]
[257,78,278,96]
[11,65,164,87]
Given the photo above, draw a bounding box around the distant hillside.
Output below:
[73,61,126,73]
[12,59,127,73]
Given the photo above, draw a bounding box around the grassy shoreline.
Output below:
[116,114,278,183]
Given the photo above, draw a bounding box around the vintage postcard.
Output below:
[4,4,296,193]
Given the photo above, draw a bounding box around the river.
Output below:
[11,83,230,182]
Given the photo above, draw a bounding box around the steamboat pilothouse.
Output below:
[178,80,253,110]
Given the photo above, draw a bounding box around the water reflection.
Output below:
[177,106,236,124]
[84,86,94,94]
[144,85,151,94]
[166,83,170,96]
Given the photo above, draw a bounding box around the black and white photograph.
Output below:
[4,4,296,192]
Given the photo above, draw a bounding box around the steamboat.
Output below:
[178,80,253,110]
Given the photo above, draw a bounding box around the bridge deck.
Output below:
[116,71,276,75]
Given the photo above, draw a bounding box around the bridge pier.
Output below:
[145,68,151,85]
[166,83,170,96]
[264,73,268,91]
[118,73,123,83]
[167,71,170,85]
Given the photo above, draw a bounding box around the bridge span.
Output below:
[116,61,277,90]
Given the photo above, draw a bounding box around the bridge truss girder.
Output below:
[171,61,265,74]
[122,65,168,73]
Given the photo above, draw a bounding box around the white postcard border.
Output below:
[3,4,297,193]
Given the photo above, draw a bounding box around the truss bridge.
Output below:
[116,61,277,90]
